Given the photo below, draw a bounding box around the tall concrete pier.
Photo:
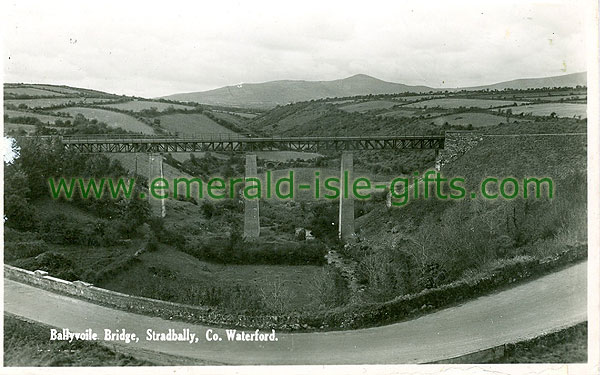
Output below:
[148,153,166,218]
[338,152,354,241]
[243,154,260,238]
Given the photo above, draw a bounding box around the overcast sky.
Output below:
[1,0,588,98]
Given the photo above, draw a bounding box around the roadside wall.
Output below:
[3,265,294,329]
[4,244,586,332]
[428,321,587,364]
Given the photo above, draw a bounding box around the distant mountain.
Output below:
[162,72,587,109]
[161,74,435,109]
[465,72,586,91]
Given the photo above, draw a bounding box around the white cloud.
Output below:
[2,0,587,97]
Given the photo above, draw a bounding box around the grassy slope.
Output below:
[56,107,155,134]
[157,113,237,136]
[405,98,527,109]
[355,120,586,289]
[249,102,439,137]
[99,100,193,112]
[4,87,66,97]
[5,97,116,109]
[208,111,250,126]
[339,100,400,112]
[4,314,152,366]
[498,103,587,118]
[427,112,524,127]
[5,109,65,124]
[99,246,324,311]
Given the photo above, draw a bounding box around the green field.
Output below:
[428,112,524,127]
[31,85,83,95]
[208,111,249,127]
[157,113,238,136]
[339,100,400,112]
[5,109,65,124]
[100,246,325,312]
[405,98,527,109]
[521,94,586,102]
[99,100,194,112]
[498,103,587,118]
[56,107,155,134]
[392,94,444,101]
[230,111,258,118]
[5,97,116,109]
[378,108,419,117]
[4,87,66,97]
[211,110,258,119]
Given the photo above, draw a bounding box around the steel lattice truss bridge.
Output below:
[60,134,445,153]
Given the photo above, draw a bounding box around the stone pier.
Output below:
[243,154,260,238]
[148,153,166,218]
[338,152,354,241]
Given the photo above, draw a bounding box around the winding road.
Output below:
[4,261,587,365]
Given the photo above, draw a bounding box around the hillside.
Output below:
[162,72,587,109]
[466,72,586,91]
[3,83,256,137]
[162,74,435,109]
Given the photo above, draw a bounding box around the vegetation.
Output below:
[4,314,152,366]
[2,82,587,331]
[54,107,155,134]
[4,137,150,280]
[487,322,587,363]
[98,100,193,112]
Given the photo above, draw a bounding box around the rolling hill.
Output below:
[466,72,586,91]
[161,74,435,109]
[162,72,587,109]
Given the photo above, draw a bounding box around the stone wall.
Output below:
[4,265,299,330]
[4,244,585,332]
[436,131,484,170]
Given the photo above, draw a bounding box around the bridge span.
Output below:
[59,133,445,153]
[19,133,446,240]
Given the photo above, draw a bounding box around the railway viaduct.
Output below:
[59,133,446,240]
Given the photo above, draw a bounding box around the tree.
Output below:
[505,108,512,123]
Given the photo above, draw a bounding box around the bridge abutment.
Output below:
[338,152,354,241]
[243,154,260,238]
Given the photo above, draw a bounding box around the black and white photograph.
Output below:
[1,0,599,373]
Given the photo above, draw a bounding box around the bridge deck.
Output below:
[58,134,446,153]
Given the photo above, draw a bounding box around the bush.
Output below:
[308,267,350,309]
[4,240,49,261]
[13,252,80,281]
[88,255,141,284]
[183,238,328,266]
[146,236,159,252]
[200,201,216,218]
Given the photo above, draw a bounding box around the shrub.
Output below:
[4,240,49,261]
[13,252,80,281]
[183,238,328,266]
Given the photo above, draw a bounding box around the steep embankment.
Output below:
[349,119,586,304]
